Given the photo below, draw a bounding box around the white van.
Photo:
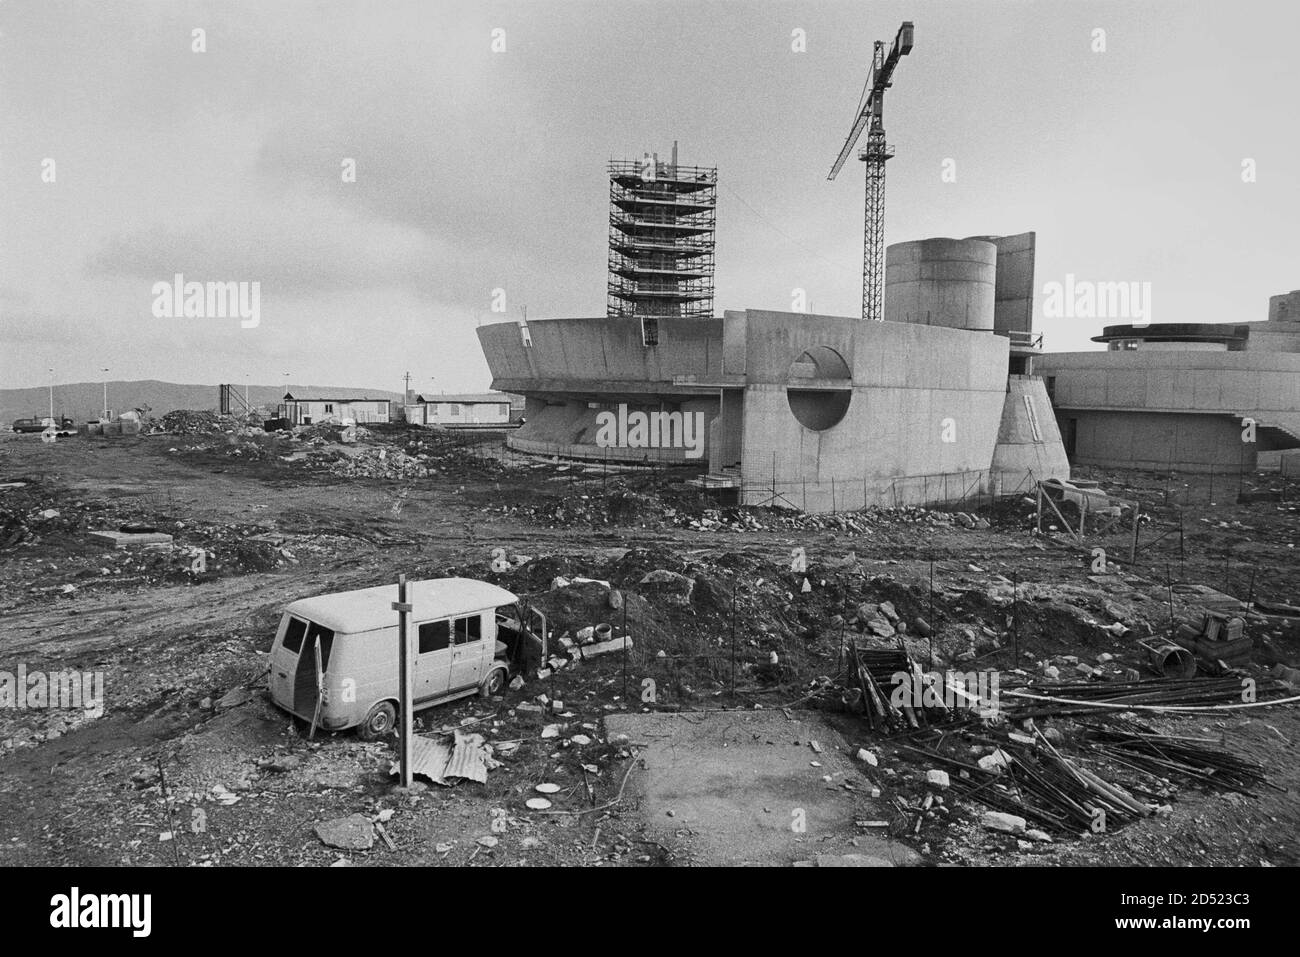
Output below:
[268,578,545,739]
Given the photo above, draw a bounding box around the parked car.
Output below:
[12,416,74,434]
[268,578,546,739]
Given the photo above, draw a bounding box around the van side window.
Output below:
[453,614,482,645]
[418,620,451,653]
[283,617,307,654]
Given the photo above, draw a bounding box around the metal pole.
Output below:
[621,602,628,700]
[391,574,414,788]
[928,556,935,667]
[730,582,737,696]
[1011,570,1019,665]
[1165,563,1174,634]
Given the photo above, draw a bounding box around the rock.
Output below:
[215,687,253,711]
[1043,665,1061,680]
[982,811,1027,834]
[867,618,896,638]
[978,749,1011,773]
[856,749,878,767]
[925,769,950,789]
[638,569,695,605]
[956,513,975,529]
[261,754,302,773]
[1025,828,1053,843]
[608,588,623,610]
[913,616,932,637]
[508,676,525,691]
[315,814,375,851]
[1076,662,1095,677]
[879,601,899,622]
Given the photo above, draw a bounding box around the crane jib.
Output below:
[827,21,914,181]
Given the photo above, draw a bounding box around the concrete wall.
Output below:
[884,238,996,332]
[967,232,1036,335]
[509,396,719,464]
[478,316,724,396]
[734,310,1011,511]
[1058,410,1260,473]
[1034,351,1300,441]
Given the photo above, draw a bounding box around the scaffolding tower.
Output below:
[607,145,716,344]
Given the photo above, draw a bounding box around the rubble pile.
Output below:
[159,409,223,434]
[314,446,430,479]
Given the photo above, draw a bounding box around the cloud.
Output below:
[87,187,451,295]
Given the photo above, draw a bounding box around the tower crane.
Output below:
[828,21,914,322]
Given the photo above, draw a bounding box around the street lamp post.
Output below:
[101,368,110,419]
[48,368,54,424]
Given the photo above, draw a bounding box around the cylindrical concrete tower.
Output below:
[884,237,996,331]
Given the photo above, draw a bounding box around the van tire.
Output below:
[358,701,397,740]
[480,667,508,697]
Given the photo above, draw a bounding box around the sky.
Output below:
[2,0,1297,393]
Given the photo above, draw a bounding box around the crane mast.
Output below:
[828,22,913,322]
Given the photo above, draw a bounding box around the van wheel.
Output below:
[358,702,397,740]
[480,667,508,697]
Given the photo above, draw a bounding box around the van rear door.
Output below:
[270,615,308,709]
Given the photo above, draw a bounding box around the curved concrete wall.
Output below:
[884,238,996,331]
[510,396,719,464]
[477,316,723,397]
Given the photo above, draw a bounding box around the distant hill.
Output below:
[0,380,403,425]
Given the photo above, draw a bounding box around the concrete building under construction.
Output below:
[1034,290,1300,473]
[478,232,1068,512]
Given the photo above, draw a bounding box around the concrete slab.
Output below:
[604,710,920,867]
[87,530,174,549]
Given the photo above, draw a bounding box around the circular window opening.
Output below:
[786,346,852,431]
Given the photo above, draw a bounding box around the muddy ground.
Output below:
[1,425,1297,867]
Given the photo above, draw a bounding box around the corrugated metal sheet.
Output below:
[402,730,490,786]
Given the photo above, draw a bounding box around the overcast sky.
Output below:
[2,0,1297,393]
